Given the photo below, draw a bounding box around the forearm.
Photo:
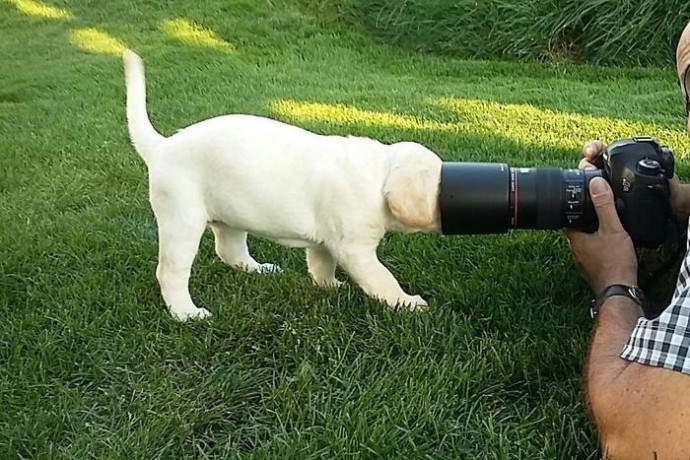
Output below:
[584,298,690,457]
[584,297,643,419]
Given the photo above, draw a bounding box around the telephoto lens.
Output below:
[439,163,602,235]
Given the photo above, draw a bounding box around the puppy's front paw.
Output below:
[170,306,212,322]
[397,295,428,312]
[256,263,282,274]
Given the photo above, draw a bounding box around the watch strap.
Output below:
[590,284,646,318]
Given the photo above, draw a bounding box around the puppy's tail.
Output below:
[122,49,165,165]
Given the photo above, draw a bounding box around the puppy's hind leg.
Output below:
[210,222,281,274]
[306,246,342,288]
[154,206,211,322]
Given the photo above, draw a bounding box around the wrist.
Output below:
[591,275,637,295]
[591,284,646,318]
[593,295,644,318]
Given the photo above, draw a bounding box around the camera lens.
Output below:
[440,163,601,234]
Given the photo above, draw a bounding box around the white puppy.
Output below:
[122,50,442,321]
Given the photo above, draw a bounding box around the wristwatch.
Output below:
[590,284,647,318]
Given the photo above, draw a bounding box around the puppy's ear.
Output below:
[680,61,690,131]
[676,20,690,131]
[383,143,442,231]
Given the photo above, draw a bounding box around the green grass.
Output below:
[320,0,690,66]
[1,0,689,458]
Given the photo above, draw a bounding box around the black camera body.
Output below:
[439,136,678,247]
[596,137,675,247]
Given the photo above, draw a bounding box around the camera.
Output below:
[439,137,677,247]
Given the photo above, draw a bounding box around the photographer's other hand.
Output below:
[670,177,690,222]
[578,140,606,171]
[579,140,690,221]
[565,177,638,294]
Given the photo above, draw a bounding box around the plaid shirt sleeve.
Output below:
[620,232,690,374]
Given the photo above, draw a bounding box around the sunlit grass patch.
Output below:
[434,98,690,156]
[68,27,125,57]
[270,99,455,131]
[7,0,73,20]
[160,18,235,53]
[271,98,690,158]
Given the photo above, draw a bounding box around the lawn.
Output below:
[2,0,690,458]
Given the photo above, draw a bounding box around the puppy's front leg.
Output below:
[334,243,427,311]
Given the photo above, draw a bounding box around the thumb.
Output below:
[589,177,624,234]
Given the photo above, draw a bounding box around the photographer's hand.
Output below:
[577,140,606,171]
[580,140,690,222]
[565,177,638,294]
[670,180,690,222]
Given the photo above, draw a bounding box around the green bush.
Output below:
[318,0,690,66]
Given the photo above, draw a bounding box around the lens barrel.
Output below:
[439,163,600,234]
[438,163,511,234]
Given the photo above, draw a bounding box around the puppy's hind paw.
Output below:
[257,263,282,274]
[170,306,212,322]
[314,277,344,289]
[330,279,344,288]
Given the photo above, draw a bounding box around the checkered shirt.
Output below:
[620,233,690,374]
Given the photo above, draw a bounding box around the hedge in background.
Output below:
[318,0,690,67]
